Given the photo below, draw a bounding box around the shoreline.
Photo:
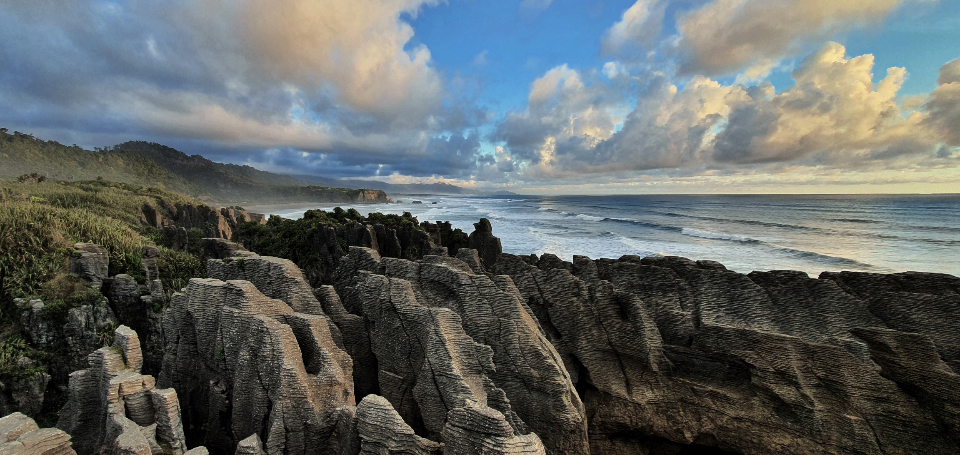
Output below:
[242,201,396,217]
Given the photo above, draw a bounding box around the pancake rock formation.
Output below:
[16,217,958,455]
[493,253,960,455]
[57,325,193,455]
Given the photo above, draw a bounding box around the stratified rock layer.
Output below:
[348,249,588,455]
[494,253,960,455]
[0,412,75,455]
[158,275,354,454]
[56,325,192,455]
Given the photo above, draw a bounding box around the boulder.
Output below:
[69,243,109,290]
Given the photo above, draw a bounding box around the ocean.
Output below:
[268,194,960,277]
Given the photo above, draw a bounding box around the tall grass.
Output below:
[0,178,205,300]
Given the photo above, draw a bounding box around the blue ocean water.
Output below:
[270,194,960,277]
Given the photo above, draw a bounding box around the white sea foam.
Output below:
[575,214,604,222]
[681,228,759,243]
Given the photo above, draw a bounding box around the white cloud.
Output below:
[676,0,924,75]
[214,0,445,123]
[925,56,960,146]
[602,0,664,53]
[498,42,956,183]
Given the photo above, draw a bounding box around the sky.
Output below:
[1,0,959,194]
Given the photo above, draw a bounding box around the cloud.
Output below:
[219,0,445,123]
[676,0,921,76]
[519,0,555,13]
[924,57,960,146]
[602,0,665,53]
[496,42,955,182]
[472,50,489,66]
[0,0,503,180]
[494,64,632,177]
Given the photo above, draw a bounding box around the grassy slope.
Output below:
[0,179,206,387]
[1,130,388,205]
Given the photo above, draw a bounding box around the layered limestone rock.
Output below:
[104,246,167,374]
[15,293,120,386]
[494,253,960,455]
[441,402,546,455]
[342,248,588,455]
[356,395,441,455]
[69,243,109,290]
[0,358,50,418]
[0,412,75,455]
[158,277,354,454]
[57,325,191,455]
[357,273,525,440]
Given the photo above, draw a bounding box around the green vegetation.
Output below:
[0,336,44,379]
[0,177,211,367]
[0,130,205,197]
[0,179,198,300]
[1,128,390,206]
[235,208,423,286]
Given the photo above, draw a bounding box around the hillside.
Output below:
[0,130,206,197]
[0,129,392,205]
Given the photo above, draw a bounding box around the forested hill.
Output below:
[0,129,391,204]
[0,130,205,197]
[116,141,317,189]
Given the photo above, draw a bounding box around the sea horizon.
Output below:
[259,192,960,278]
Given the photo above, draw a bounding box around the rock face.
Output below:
[158,257,355,454]
[347,249,587,455]
[15,294,120,387]
[467,219,501,270]
[355,190,393,204]
[69,243,109,290]
[493,253,960,455]
[1,412,75,455]
[31,228,960,455]
[0,358,50,418]
[56,325,192,455]
[356,395,442,455]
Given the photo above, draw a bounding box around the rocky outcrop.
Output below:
[356,395,441,455]
[157,275,354,453]
[104,250,166,375]
[69,243,109,290]
[15,294,120,383]
[345,249,588,455]
[354,190,392,204]
[57,325,192,455]
[494,253,960,455]
[0,412,75,455]
[0,358,49,418]
[467,219,501,270]
[442,402,546,455]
